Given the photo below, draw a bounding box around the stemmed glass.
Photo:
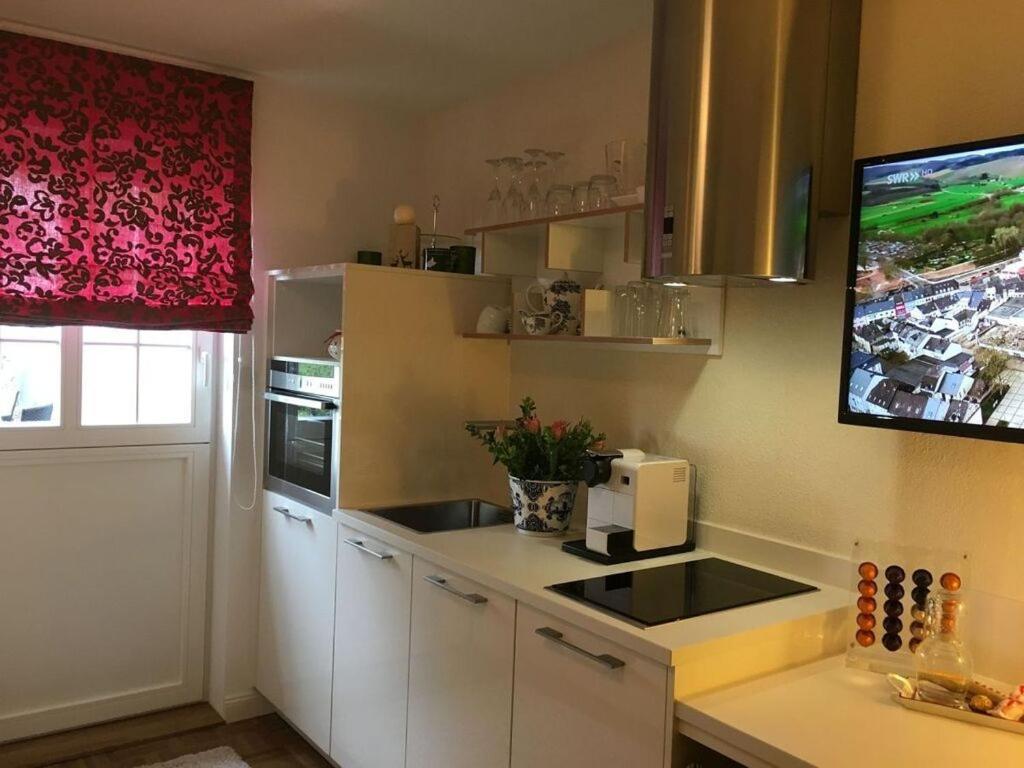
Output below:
[544,150,566,186]
[605,139,627,194]
[524,148,546,169]
[501,157,525,221]
[524,149,547,218]
[484,158,504,225]
[524,159,547,219]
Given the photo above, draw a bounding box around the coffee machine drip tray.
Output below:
[548,557,817,628]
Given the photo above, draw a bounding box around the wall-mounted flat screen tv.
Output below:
[840,134,1024,444]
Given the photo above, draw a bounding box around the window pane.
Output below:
[139,346,193,424]
[0,325,61,341]
[83,327,139,344]
[0,341,61,427]
[82,345,138,425]
[139,330,193,346]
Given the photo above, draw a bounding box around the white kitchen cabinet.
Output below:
[331,525,413,768]
[256,490,338,753]
[511,603,673,768]
[406,557,516,768]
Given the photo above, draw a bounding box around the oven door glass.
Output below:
[267,396,335,499]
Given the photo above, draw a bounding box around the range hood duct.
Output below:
[643,0,862,285]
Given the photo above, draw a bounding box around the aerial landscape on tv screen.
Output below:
[848,141,1024,431]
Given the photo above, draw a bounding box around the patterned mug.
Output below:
[519,309,564,335]
[525,274,582,335]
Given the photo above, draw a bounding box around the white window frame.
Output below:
[0,327,215,451]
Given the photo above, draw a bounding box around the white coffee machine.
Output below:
[562,449,696,564]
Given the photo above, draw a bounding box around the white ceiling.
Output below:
[0,0,651,110]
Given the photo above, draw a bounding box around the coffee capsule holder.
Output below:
[846,539,970,676]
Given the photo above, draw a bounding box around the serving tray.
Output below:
[894,693,1024,736]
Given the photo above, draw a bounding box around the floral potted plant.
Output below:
[467,397,605,535]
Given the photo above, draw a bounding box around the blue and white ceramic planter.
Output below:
[507,476,578,535]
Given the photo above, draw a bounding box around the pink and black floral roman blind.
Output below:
[0,32,254,332]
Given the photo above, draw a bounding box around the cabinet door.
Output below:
[256,490,337,752]
[406,557,515,768]
[331,525,413,768]
[511,604,672,768]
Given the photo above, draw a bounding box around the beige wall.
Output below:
[252,76,423,270]
[413,28,652,234]
[420,0,1024,604]
[211,75,424,717]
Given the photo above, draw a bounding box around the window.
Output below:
[82,328,194,426]
[0,327,212,450]
[0,326,61,427]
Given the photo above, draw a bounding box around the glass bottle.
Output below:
[914,590,973,709]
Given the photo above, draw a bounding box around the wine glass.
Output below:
[484,158,504,225]
[605,139,627,194]
[544,150,566,186]
[501,157,525,221]
[524,159,547,219]
[524,148,546,169]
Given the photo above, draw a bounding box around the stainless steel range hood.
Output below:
[643,0,862,285]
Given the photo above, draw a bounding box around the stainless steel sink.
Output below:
[365,499,513,533]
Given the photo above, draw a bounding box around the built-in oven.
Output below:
[263,356,341,514]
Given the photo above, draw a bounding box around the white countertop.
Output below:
[676,655,1024,767]
[334,507,848,667]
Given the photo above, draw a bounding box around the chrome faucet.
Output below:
[463,419,515,434]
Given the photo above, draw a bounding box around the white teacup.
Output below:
[476,305,511,334]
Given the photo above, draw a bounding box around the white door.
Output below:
[511,603,673,768]
[0,445,210,743]
[331,525,413,768]
[256,490,338,752]
[406,557,515,768]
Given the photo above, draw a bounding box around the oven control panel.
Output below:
[268,357,341,400]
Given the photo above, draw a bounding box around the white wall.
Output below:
[416,0,1024,617]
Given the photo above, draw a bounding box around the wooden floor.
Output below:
[0,707,332,768]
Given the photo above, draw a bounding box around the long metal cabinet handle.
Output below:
[273,505,312,523]
[535,627,625,670]
[423,575,488,605]
[344,537,393,560]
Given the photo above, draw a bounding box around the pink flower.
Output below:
[550,420,568,440]
[523,417,541,434]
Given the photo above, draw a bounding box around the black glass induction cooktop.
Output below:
[548,557,817,627]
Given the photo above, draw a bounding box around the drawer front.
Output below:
[511,603,672,768]
[406,557,515,768]
[331,525,413,768]
[256,491,337,752]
